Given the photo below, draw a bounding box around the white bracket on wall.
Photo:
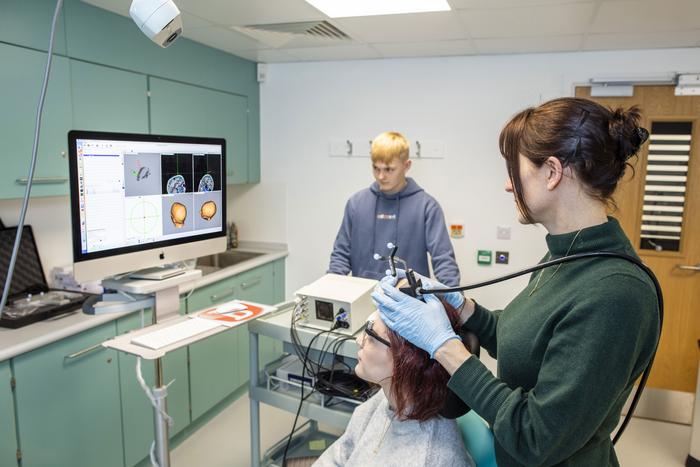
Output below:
[330,138,445,159]
[411,140,445,159]
[329,139,371,157]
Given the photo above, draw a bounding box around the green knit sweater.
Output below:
[449,218,659,467]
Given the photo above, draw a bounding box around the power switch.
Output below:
[495,251,509,264]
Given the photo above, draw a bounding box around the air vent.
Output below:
[240,21,351,41]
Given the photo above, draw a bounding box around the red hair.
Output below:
[387,300,461,421]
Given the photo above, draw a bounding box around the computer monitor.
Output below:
[68,130,227,282]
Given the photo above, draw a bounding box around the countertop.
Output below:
[0,241,288,362]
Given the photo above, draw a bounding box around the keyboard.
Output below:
[131,318,222,350]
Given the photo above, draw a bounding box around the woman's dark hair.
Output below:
[499,97,649,223]
[386,300,461,421]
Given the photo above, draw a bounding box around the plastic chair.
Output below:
[457,410,498,467]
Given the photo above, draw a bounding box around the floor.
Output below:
[171,393,692,467]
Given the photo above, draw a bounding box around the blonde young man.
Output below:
[328,131,460,286]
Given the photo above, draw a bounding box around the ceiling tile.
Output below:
[233,49,301,63]
[583,30,700,51]
[474,34,583,54]
[373,39,475,58]
[183,25,266,53]
[460,3,597,38]
[449,0,591,8]
[282,44,381,61]
[591,0,700,34]
[332,11,468,43]
[175,0,326,27]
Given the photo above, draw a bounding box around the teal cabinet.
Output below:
[0,360,18,467]
[0,44,72,199]
[234,263,282,370]
[116,304,190,467]
[187,276,239,421]
[70,60,149,133]
[149,77,249,184]
[0,0,67,54]
[12,322,124,467]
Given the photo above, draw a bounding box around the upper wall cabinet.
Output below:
[0,0,67,54]
[0,44,72,199]
[70,60,149,134]
[149,77,249,184]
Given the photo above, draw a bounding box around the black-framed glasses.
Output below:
[361,320,391,348]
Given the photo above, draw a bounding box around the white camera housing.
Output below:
[130,0,183,48]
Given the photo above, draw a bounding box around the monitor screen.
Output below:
[68,130,227,280]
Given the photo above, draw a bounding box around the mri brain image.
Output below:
[198,174,214,192]
[136,166,151,181]
[170,202,187,228]
[167,174,186,194]
[200,200,217,221]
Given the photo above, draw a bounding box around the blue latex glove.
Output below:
[389,268,464,311]
[372,275,459,358]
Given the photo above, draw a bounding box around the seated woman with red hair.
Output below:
[313,302,474,466]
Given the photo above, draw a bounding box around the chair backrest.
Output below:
[456,411,497,467]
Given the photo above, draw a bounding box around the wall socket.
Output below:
[497,225,511,240]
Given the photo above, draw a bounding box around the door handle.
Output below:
[64,342,104,360]
[16,177,68,185]
[210,287,236,303]
[677,263,700,272]
[240,277,262,290]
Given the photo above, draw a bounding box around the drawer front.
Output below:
[13,322,124,467]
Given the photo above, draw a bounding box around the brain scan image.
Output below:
[170,202,187,228]
[200,200,217,221]
[198,174,214,192]
[167,175,186,194]
[136,166,151,181]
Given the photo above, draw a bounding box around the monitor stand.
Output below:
[128,264,187,281]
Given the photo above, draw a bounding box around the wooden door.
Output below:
[576,86,700,410]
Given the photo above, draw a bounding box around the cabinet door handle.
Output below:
[64,342,104,360]
[16,177,68,185]
[211,287,236,303]
[241,277,262,290]
[678,263,700,272]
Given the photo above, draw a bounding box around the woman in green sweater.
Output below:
[372,97,660,466]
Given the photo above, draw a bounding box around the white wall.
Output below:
[231,47,700,311]
[3,47,699,302]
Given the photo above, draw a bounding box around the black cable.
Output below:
[418,250,663,445]
[282,321,337,466]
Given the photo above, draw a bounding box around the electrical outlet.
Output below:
[495,251,509,264]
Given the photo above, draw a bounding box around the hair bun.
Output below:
[609,106,644,161]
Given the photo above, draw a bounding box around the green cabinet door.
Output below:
[0,0,67,54]
[0,360,18,467]
[13,322,124,467]
[149,77,249,184]
[116,305,190,467]
[233,263,282,383]
[0,44,72,199]
[70,60,149,133]
[187,277,239,421]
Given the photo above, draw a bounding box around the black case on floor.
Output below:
[0,225,90,329]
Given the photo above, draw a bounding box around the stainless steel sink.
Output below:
[197,250,265,270]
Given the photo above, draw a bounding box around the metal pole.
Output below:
[249,330,261,467]
[153,358,171,467]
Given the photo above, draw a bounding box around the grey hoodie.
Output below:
[328,178,460,286]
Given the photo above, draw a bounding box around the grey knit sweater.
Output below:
[313,391,474,467]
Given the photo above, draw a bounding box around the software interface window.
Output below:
[76,139,223,255]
